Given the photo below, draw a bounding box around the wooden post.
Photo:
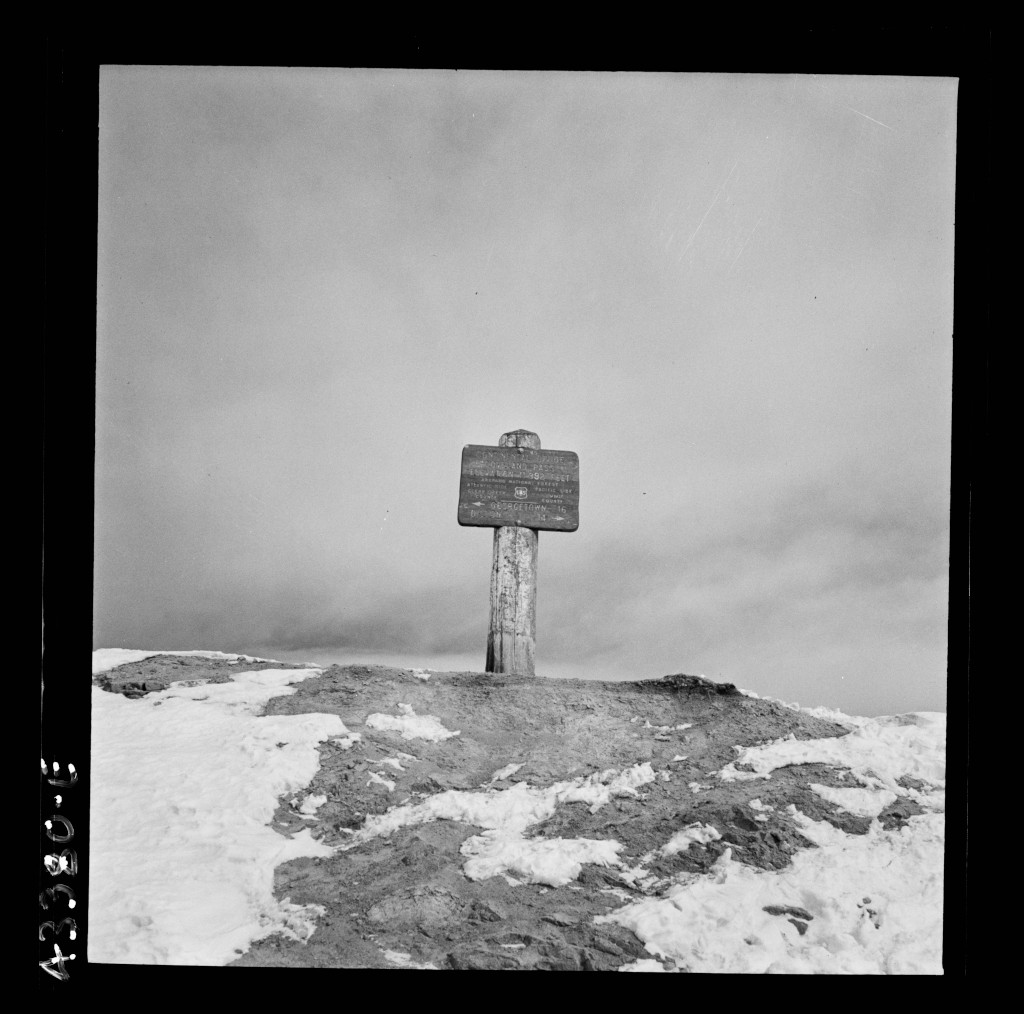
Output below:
[458,428,577,676]
[486,429,540,675]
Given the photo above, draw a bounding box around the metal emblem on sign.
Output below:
[458,445,579,531]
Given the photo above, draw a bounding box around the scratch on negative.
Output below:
[679,160,739,258]
[729,214,764,271]
[846,107,894,131]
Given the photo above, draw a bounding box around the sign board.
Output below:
[458,444,579,531]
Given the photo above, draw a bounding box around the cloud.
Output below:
[93,70,953,718]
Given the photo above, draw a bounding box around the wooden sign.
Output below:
[459,429,579,677]
[458,444,580,532]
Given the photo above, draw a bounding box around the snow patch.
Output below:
[461,832,623,888]
[340,763,657,887]
[620,958,672,972]
[298,793,327,815]
[365,703,461,742]
[661,823,722,856]
[490,762,525,782]
[382,949,439,969]
[717,714,945,804]
[332,733,362,750]
[599,809,944,974]
[735,688,868,730]
[89,669,342,965]
[810,784,898,818]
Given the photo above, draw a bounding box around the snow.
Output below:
[620,958,671,972]
[602,709,946,974]
[602,808,944,974]
[462,833,623,888]
[609,822,725,894]
[367,771,397,792]
[345,764,657,847]
[810,784,898,818]
[382,949,439,969]
[298,793,327,815]
[490,762,525,782]
[365,703,461,742]
[89,659,345,965]
[91,648,285,675]
[90,648,945,973]
[341,763,658,887]
[718,713,946,801]
[661,823,723,856]
[736,688,867,730]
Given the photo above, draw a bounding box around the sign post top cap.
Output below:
[499,429,541,449]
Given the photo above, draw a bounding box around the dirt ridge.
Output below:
[96,658,923,970]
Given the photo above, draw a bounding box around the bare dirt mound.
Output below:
[91,654,316,698]
[96,660,921,970]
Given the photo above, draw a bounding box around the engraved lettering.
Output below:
[459,445,578,531]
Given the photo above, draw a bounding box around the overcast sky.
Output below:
[94,67,956,717]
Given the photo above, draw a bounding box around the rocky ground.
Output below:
[94,659,928,971]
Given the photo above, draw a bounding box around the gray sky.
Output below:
[95,68,956,717]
